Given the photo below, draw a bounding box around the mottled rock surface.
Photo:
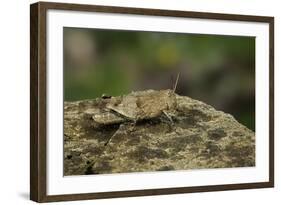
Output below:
[64,90,255,176]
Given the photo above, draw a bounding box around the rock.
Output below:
[63,90,255,175]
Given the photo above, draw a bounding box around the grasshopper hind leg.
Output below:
[104,125,121,146]
[104,121,137,146]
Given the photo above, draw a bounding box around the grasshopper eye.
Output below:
[102,94,112,99]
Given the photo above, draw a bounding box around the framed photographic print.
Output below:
[30,1,274,202]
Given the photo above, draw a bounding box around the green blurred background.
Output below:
[63,27,255,131]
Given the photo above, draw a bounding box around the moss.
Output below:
[157,165,175,171]
[232,131,243,137]
[125,135,141,146]
[85,165,94,175]
[208,128,226,140]
[224,140,255,167]
[92,161,113,173]
[82,146,104,155]
[178,108,212,123]
[64,93,255,175]
[200,140,221,157]
[160,134,202,152]
[128,146,169,162]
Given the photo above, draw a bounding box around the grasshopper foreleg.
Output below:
[162,110,181,135]
[162,110,174,124]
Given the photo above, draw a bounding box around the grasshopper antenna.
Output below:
[173,72,180,93]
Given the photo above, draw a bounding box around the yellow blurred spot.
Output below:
[156,43,180,68]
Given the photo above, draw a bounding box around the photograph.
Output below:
[63,27,256,176]
[30,2,274,202]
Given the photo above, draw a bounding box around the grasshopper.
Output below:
[92,73,180,146]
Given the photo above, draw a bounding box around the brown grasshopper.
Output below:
[92,73,180,146]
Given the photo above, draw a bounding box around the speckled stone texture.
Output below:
[63,91,255,175]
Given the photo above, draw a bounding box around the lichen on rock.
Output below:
[63,91,255,175]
